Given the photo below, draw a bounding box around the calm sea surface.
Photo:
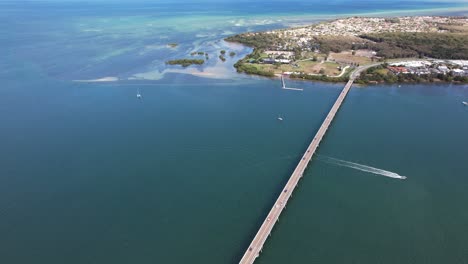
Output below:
[1,1,468,263]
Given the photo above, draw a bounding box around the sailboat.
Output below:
[136,88,142,99]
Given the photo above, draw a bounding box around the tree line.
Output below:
[356,64,468,84]
[166,59,204,67]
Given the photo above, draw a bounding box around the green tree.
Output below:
[166,59,205,67]
[293,47,302,60]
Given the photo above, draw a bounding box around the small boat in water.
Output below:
[136,88,142,99]
[463,101,467,106]
[277,116,283,121]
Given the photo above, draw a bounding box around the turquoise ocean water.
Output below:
[1,1,468,263]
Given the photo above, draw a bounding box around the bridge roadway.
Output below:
[238,65,373,263]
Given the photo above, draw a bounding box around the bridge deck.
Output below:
[239,79,355,264]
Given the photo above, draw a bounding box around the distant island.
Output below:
[225,16,468,84]
[166,59,204,67]
[190,51,207,56]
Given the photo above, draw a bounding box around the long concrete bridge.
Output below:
[239,65,376,264]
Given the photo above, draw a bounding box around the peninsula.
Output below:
[226,16,468,84]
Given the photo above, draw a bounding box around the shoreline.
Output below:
[220,5,468,29]
[225,15,468,85]
[241,64,468,85]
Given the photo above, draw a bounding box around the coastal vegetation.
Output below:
[166,59,204,67]
[190,51,206,56]
[219,55,226,62]
[356,64,468,84]
[232,49,273,76]
[226,32,468,60]
[233,61,275,77]
[360,33,468,59]
[233,59,347,78]
[225,33,285,50]
[290,72,349,82]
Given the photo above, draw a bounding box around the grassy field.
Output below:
[246,60,342,76]
[329,51,373,65]
[374,68,389,75]
[301,52,327,60]
[319,62,342,75]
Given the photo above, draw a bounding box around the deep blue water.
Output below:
[1,1,468,264]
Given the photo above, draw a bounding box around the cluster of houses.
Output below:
[388,60,468,77]
[265,17,468,45]
[261,50,293,64]
[262,58,292,64]
[254,16,468,54]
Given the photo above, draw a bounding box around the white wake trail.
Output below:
[318,156,407,180]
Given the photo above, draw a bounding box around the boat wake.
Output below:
[317,155,407,180]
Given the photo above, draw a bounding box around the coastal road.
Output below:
[350,62,383,79]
